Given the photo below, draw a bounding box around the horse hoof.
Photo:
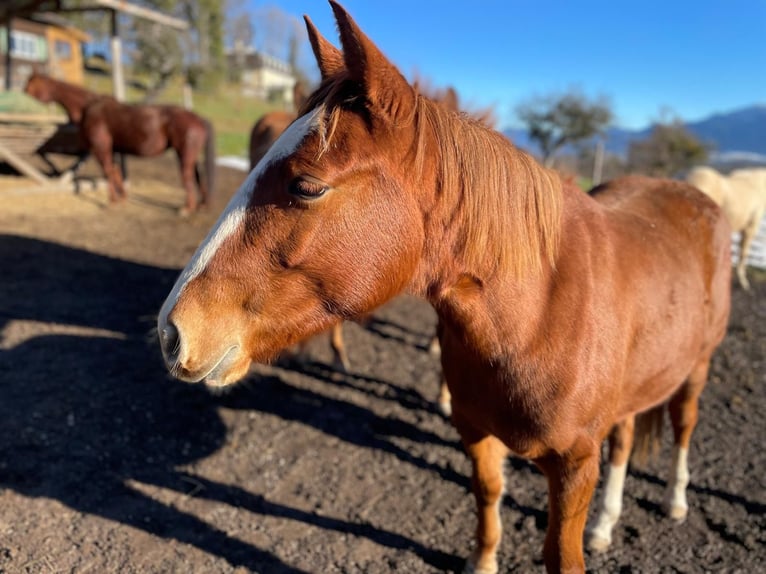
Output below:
[586,532,612,553]
[463,562,498,574]
[178,207,193,218]
[463,553,498,574]
[667,504,688,522]
[662,499,688,522]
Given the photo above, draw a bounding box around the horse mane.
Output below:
[300,75,562,278]
[36,73,99,101]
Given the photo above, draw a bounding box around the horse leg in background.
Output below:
[735,215,762,291]
[455,421,508,574]
[194,164,208,210]
[330,322,351,373]
[664,357,710,520]
[538,441,601,573]
[587,415,635,551]
[437,377,452,417]
[430,319,453,416]
[176,148,201,216]
[90,140,124,203]
[66,151,90,176]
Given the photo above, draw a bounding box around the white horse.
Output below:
[686,166,766,290]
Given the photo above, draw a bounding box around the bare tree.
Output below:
[627,119,710,177]
[131,19,183,101]
[517,90,613,167]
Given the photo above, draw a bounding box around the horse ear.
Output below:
[304,15,344,80]
[329,1,416,124]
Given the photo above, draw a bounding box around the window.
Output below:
[55,39,71,60]
[10,30,42,61]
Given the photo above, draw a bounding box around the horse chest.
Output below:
[442,347,560,457]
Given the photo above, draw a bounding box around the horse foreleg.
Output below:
[111,154,127,200]
[91,146,121,203]
[538,440,600,574]
[455,419,508,574]
[330,323,350,373]
[664,357,709,521]
[587,415,635,551]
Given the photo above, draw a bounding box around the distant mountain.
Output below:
[688,106,766,156]
[503,105,766,166]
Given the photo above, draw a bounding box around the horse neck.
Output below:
[51,81,96,122]
[406,102,567,354]
[426,179,590,360]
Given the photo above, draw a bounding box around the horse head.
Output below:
[158,1,428,387]
[24,71,52,103]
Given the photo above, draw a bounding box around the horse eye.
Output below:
[288,177,328,200]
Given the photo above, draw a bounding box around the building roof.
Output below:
[25,13,91,42]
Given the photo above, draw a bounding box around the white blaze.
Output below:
[158,109,321,328]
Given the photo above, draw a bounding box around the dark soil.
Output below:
[0,154,764,573]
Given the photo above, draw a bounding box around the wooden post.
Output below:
[592,138,604,186]
[110,9,125,102]
[4,18,13,90]
[183,83,193,110]
[109,9,127,181]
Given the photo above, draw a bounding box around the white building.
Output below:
[226,44,296,107]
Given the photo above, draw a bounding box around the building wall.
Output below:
[241,67,296,106]
[0,19,86,90]
[45,26,85,85]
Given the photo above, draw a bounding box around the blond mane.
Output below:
[301,75,563,278]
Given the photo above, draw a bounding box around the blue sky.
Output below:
[246,1,766,130]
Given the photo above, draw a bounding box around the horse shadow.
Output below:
[0,235,463,572]
[281,356,441,415]
[364,315,436,352]
[215,370,466,483]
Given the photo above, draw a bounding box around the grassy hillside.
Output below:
[83,73,283,158]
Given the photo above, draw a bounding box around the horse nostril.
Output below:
[161,321,181,363]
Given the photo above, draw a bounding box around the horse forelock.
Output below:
[159,108,322,324]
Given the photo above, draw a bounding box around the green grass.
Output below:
[84,73,282,157]
[0,91,60,114]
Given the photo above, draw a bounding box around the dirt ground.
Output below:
[0,154,764,574]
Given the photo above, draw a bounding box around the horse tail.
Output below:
[203,118,216,201]
[631,404,665,468]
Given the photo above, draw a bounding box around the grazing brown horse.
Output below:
[25,73,215,215]
[157,3,731,573]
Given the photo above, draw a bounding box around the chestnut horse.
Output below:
[158,3,731,573]
[24,73,215,215]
